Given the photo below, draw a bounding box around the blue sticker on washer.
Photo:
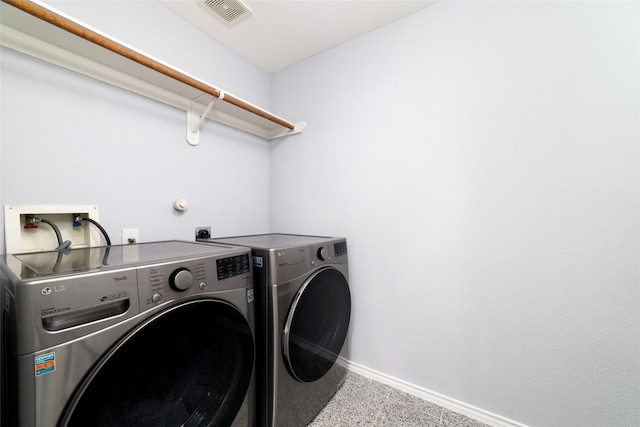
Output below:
[35,352,56,376]
[252,256,263,268]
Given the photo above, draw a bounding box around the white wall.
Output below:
[2,1,638,426]
[270,1,639,426]
[0,0,272,252]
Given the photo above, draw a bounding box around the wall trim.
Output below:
[341,359,528,427]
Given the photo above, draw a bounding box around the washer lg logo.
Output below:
[41,285,65,296]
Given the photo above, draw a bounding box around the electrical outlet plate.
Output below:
[122,229,139,244]
[4,205,100,253]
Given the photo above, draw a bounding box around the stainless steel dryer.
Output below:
[199,234,351,427]
[1,240,255,427]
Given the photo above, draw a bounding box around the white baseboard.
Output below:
[340,358,528,427]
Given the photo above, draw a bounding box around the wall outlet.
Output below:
[195,226,211,240]
[122,228,139,244]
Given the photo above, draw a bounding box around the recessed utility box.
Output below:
[4,205,101,254]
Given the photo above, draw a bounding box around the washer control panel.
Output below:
[141,259,208,306]
[138,252,251,307]
[216,254,251,280]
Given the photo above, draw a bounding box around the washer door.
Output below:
[282,267,351,383]
[60,300,254,427]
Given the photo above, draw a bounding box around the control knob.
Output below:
[169,268,193,291]
[317,247,328,261]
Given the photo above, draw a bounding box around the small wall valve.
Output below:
[24,215,38,229]
[173,199,188,211]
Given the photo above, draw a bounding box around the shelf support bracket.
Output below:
[186,91,224,146]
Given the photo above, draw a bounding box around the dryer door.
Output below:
[60,300,254,427]
[283,267,351,383]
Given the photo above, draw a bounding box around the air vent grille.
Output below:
[201,0,253,26]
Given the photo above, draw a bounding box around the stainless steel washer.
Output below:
[200,234,351,427]
[1,240,255,427]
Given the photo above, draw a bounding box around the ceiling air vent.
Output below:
[200,0,253,27]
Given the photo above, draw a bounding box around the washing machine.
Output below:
[199,234,351,427]
[1,240,255,427]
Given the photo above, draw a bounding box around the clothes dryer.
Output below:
[1,240,255,427]
[199,234,351,427]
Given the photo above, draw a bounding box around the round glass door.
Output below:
[61,300,254,427]
[283,267,351,383]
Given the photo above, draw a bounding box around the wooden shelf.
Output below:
[0,0,306,141]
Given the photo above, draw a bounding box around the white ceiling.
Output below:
[160,0,438,73]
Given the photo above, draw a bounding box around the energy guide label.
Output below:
[35,352,56,376]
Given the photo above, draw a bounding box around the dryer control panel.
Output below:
[198,234,348,285]
[309,240,348,267]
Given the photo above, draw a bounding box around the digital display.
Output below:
[216,254,250,280]
[333,241,347,257]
